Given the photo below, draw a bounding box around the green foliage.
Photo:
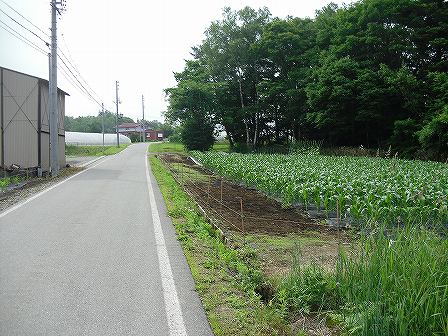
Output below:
[166,0,448,158]
[417,73,448,159]
[181,116,215,151]
[337,227,448,336]
[149,155,289,335]
[149,142,185,153]
[192,151,448,229]
[65,111,134,133]
[389,119,420,158]
[274,256,338,316]
[0,175,23,190]
[270,227,448,336]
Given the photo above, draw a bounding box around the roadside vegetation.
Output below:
[65,144,129,156]
[149,154,289,335]
[150,141,448,335]
[272,227,447,336]
[0,175,23,191]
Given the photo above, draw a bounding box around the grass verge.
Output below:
[0,175,23,191]
[65,144,129,156]
[149,154,290,336]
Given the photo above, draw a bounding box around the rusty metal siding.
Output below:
[2,69,39,169]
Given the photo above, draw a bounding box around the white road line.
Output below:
[145,156,187,336]
[0,156,110,219]
[79,156,105,168]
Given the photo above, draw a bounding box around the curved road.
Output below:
[0,143,213,336]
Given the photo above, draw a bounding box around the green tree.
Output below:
[181,115,215,151]
[165,60,217,149]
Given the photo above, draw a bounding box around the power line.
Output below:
[0,7,49,47]
[0,19,47,55]
[0,0,49,37]
[0,0,113,114]
[57,53,102,108]
[57,46,102,102]
[57,54,113,112]
[0,18,106,110]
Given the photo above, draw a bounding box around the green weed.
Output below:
[65,144,128,156]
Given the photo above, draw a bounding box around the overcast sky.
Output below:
[0,0,351,122]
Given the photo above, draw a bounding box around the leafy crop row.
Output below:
[192,151,448,229]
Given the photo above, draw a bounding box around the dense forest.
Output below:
[165,0,448,159]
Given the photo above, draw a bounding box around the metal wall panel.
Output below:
[58,135,65,167]
[40,82,50,133]
[40,132,50,171]
[0,67,67,171]
[58,92,65,135]
[2,69,39,168]
[1,68,3,167]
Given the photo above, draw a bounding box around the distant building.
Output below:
[0,66,68,172]
[118,122,164,141]
[117,122,144,135]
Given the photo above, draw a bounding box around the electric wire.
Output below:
[0,0,49,37]
[0,1,112,112]
[0,7,49,46]
[58,63,90,97]
[57,45,103,103]
[0,19,47,56]
[57,54,103,108]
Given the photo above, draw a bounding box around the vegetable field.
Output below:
[192,151,448,229]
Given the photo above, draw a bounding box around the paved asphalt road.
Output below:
[0,144,213,336]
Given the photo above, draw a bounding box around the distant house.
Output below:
[117,122,144,136]
[118,122,164,141]
[146,130,164,141]
[0,66,68,172]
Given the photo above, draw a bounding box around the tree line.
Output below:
[165,0,447,159]
[65,112,134,134]
[65,113,175,141]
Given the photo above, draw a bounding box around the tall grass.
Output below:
[337,227,448,336]
[273,227,448,335]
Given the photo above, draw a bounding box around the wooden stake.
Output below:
[207,175,211,208]
[220,177,223,215]
[237,197,245,243]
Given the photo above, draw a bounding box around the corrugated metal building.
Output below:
[0,66,67,172]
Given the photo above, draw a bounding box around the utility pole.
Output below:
[101,103,105,149]
[115,81,120,148]
[141,94,145,142]
[49,0,66,176]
